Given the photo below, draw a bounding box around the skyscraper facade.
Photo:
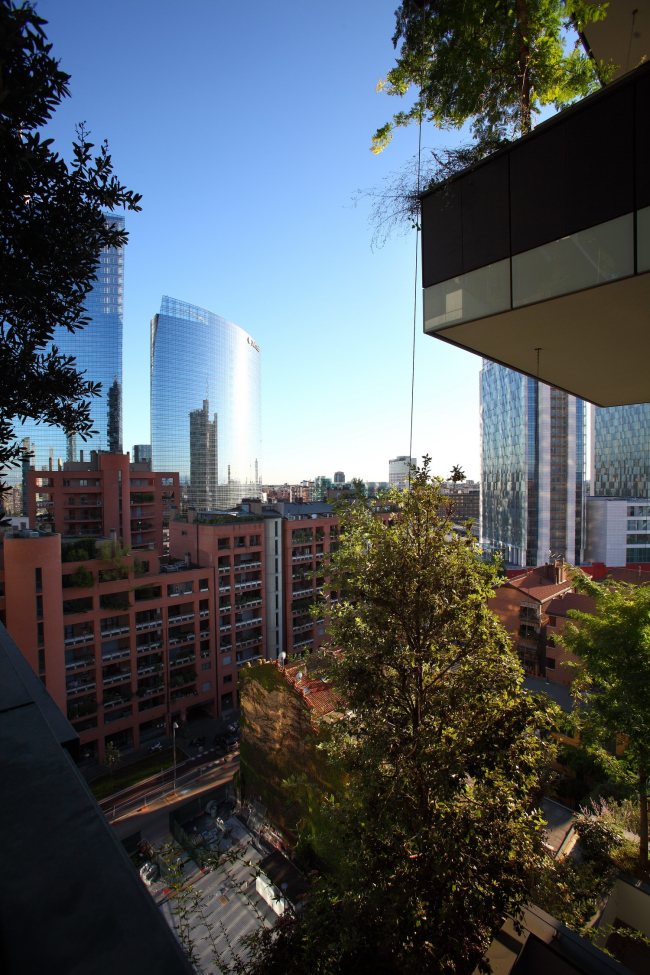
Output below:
[6,215,125,507]
[150,297,261,510]
[389,456,415,491]
[591,404,650,498]
[480,361,585,567]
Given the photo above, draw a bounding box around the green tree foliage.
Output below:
[0,0,141,505]
[449,464,466,484]
[65,564,94,589]
[245,458,557,975]
[560,571,650,877]
[101,741,123,781]
[372,0,610,153]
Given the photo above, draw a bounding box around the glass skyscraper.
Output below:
[592,404,650,498]
[150,297,261,510]
[480,361,585,567]
[6,215,124,506]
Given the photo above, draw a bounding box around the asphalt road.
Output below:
[98,745,239,811]
[110,758,240,844]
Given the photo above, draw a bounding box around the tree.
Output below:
[0,0,141,507]
[245,458,557,975]
[359,2,611,245]
[560,571,650,878]
[372,1,610,154]
[101,742,123,783]
[449,464,466,484]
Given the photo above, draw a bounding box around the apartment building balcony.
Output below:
[169,669,197,689]
[170,652,195,668]
[218,584,231,594]
[135,615,162,631]
[101,646,131,663]
[137,663,162,677]
[65,652,95,671]
[100,624,131,638]
[234,578,262,592]
[218,563,231,574]
[168,611,195,624]
[137,680,165,698]
[219,603,232,614]
[233,559,262,572]
[102,669,132,687]
[64,631,94,647]
[138,694,166,713]
[236,651,264,667]
[236,634,262,650]
[103,691,132,709]
[219,623,232,634]
[292,621,314,634]
[199,627,210,639]
[420,59,650,407]
[66,675,96,697]
[235,616,263,629]
[293,637,314,650]
[292,586,313,599]
[292,552,313,563]
[199,608,210,617]
[170,686,198,702]
[136,637,163,653]
[168,631,195,647]
[235,596,262,610]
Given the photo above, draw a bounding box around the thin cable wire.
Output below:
[408,7,426,477]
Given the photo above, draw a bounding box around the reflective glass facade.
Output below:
[150,297,261,510]
[593,403,650,498]
[480,361,585,567]
[7,215,124,499]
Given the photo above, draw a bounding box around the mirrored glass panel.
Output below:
[423,259,510,333]
[637,206,650,274]
[512,214,634,308]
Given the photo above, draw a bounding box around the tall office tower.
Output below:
[591,404,650,498]
[132,444,152,468]
[480,361,585,567]
[8,215,125,504]
[333,471,345,484]
[389,456,416,491]
[150,297,261,510]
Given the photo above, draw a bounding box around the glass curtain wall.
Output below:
[480,360,585,567]
[5,215,124,512]
[150,297,261,510]
[593,404,650,498]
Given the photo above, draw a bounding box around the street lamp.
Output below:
[172,720,179,793]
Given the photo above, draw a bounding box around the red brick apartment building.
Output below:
[28,450,179,554]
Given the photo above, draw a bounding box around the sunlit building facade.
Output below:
[150,297,261,510]
[592,403,650,499]
[5,215,124,509]
[480,361,585,567]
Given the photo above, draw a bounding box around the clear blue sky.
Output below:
[35,0,482,484]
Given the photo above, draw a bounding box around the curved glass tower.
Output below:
[150,297,261,510]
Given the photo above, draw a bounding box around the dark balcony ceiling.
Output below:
[582,0,649,83]
[435,273,650,407]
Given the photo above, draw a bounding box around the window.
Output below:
[202,681,212,692]
[548,616,556,627]
[181,530,188,536]
[35,568,42,592]
[223,674,232,685]
[38,648,45,673]
[201,661,211,671]
[199,578,209,591]
[546,657,556,670]
[235,536,246,548]
[162,477,174,486]
[37,621,44,647]
[221,691,233,711]
[218,538,230,550]
[249,535,260,546]
[221,655,232,665]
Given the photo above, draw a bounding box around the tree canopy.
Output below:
[0,0,141,506]
[561,570,650,878]
[245,459,557,975]
[372,0,611,154]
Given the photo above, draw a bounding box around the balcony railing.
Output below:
[170,654,195,668]
[236,635,262,649]
[136,640,163,653]
[293,637,314,650]
[168,632,195,646]
[236,616,263,629]
[219,604,232,614]
[66,680,96,697]
[65,656,95,671]
[168,612,194,624]
[234,579,262,592]
[136,664,160,677]
[219,624,232,634]
[218,565,231,574]
[103,671,132,686]
[292,553,313,563]
[293,621,313,634]
[138,683,165,697]
[218,584,231,594]
[236,653,264,668]
[199,608,210,617]
[101,647,131,663]
[135,618,162,631]
[234,561,262,572]
[64,633,94,647]
[235,597,262,610]
[100,625,131,639]
[292,587,313,599]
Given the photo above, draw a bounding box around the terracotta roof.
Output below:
[282,662,343,720]
[606,567,650,585]
[505,573,572,603]
[546,592,596,617]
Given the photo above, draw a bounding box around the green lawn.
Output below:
[90,747,189,802]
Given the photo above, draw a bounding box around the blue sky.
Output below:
[35,0,483,483]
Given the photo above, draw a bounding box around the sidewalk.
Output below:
[81,710,240,783]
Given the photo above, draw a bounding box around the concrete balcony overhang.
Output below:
[421,58,650,407]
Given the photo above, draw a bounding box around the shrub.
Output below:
[62,565,94,589]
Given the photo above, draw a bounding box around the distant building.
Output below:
[389,456,415,491]
[592,403,650,498]
[480,361,585,568]
[333,471,345,484]
[585,496,650,566]
[132,445,152,468]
